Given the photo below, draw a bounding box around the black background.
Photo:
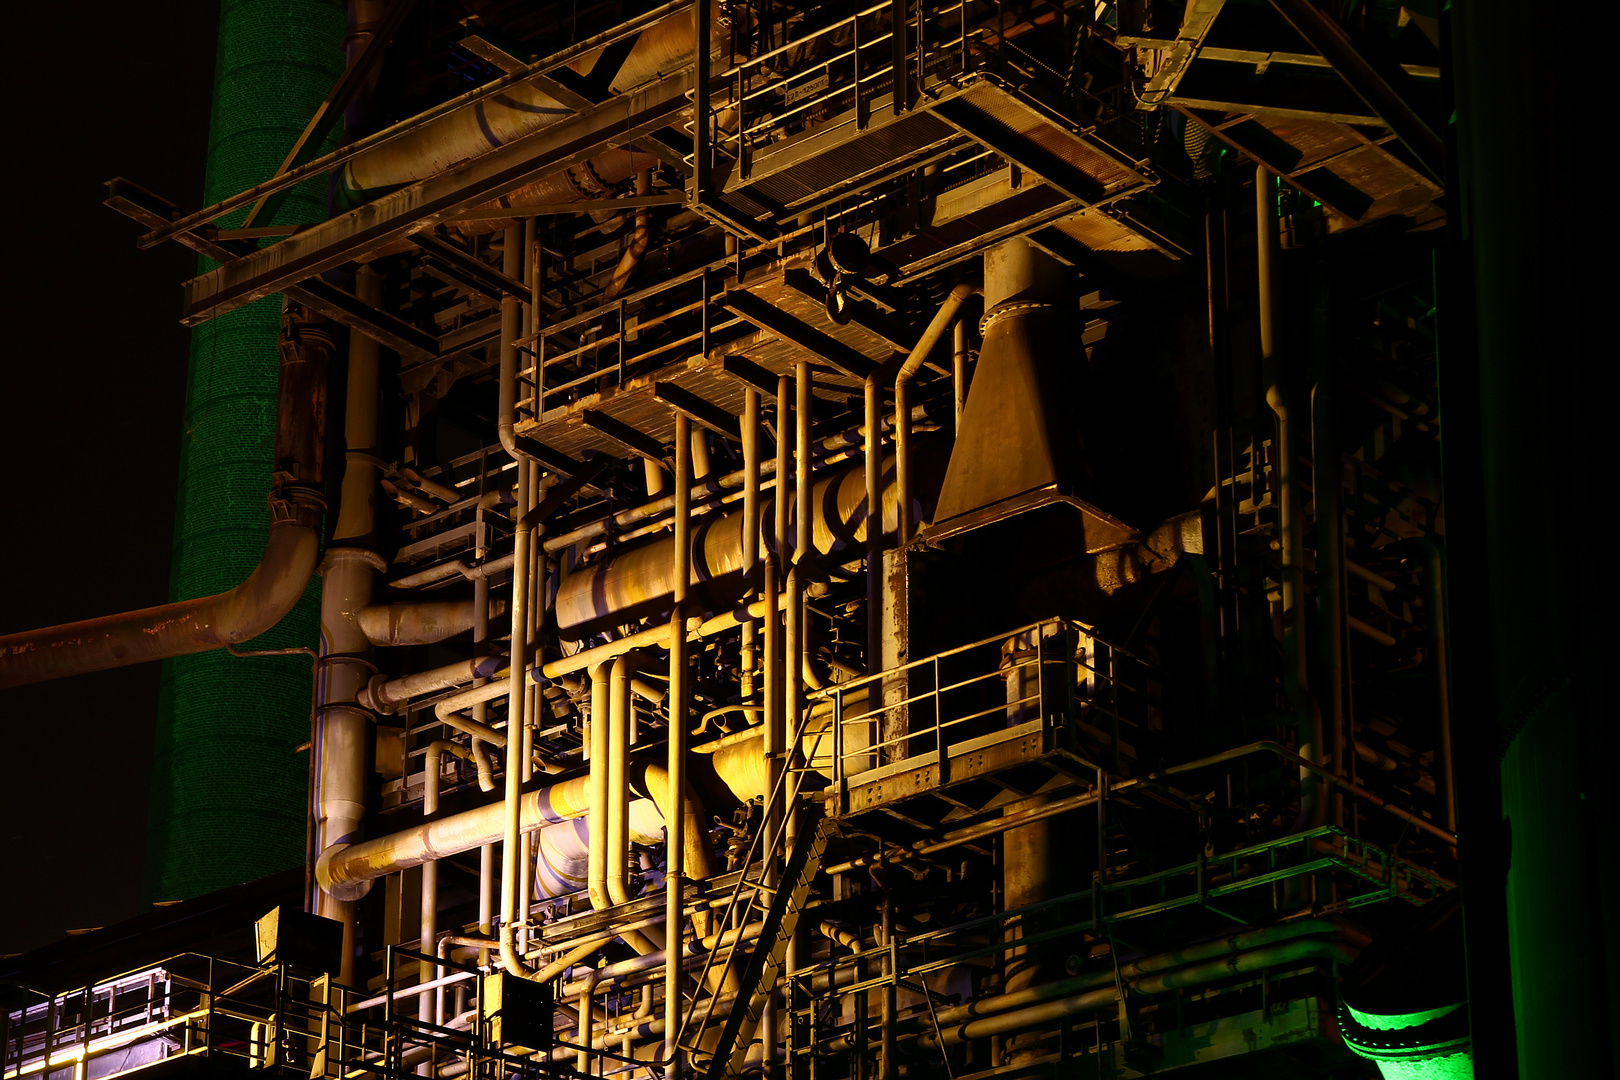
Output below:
[1,4,218,955]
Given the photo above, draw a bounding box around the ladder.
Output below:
[702,812,833,1080]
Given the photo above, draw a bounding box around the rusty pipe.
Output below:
[602,168,654,300]
[0,316,331,688]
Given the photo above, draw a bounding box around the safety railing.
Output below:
[712,0,984,183]
[784,821,1451,1070]
[516,261,752,421]
[1,954,391,1080]
[814,617,1160,811]
[672,697,836,1070]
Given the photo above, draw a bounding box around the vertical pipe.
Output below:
[952,319,969,432]
[498,225,538,977]
[775,376,791,562]
[864,376,882,675]
[880,895,896,1080]
[782,360,813,1042]
[759,549,781,1073]
[588,663,612,913]
[516,223,539,958]
[316,265,382,984]
[473,572,494,964]
[741,390,761,699]
[894,373,913,544]
[609,655,662,954]
[1257,164,1323,826]
[664,412,693,1076]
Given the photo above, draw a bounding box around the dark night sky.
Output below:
[1,5,219,955]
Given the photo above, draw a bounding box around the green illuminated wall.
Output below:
[144,0,345,903]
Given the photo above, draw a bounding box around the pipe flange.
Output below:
[979,300,1058,334]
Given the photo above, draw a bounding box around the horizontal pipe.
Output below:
[363,655,506,712]
[316,776,589,896]
[0,318,332,688]
[316,761,709,891]
[554,454,901,635]
[918,935,1357,1048]
[0,516,321,688]
[357,598,507,646]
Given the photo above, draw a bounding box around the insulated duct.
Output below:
[336,4,715,201]
[555,455,904,638]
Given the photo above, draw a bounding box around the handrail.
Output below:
[671,699,832,1058]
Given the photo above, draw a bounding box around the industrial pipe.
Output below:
[916,931,1359,1049]
[421,739,475,1026]
[740,387,762,700]
[587,661,613,914]
[361,654,505,713]
[356,598,507,646]
[611,655,665,953]
[316,757,712,892]
[892,282,980,543]
[602,168,654,299]
[665,412,693,1072]
[0,315,331,688]
[337,4,711,197]
[553,453,904,636]
[1257,164,1324,829]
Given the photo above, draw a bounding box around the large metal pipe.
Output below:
[665,412,693,1073]
[312,295,380,984]
[554,453,905,637]
[587,662,613,916]
[740,388,762,699]
[356,598,507,646]
[337,5,711,197]
[0,317,330,688]
[316,756,712,892]
[362,655,505,714]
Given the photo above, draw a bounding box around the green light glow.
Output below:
[143,0,344,903]
[1348,1001,1464,1032]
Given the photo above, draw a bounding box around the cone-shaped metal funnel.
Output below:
[932,300,1092,522]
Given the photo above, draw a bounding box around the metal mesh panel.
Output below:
[145,0,343,903]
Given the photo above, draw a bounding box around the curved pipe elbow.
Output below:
[895,282,981,388]
[0,514,320,689]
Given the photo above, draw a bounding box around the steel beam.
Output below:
[411,234,529,298]
[653,383,743,442]
[717,290,878,381]
[717,355,782,399]
[581,409,667,462]
[106,178,438,362]
[180,77,690,325]
[1265,0,1443,180]
[783,268,913,351]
